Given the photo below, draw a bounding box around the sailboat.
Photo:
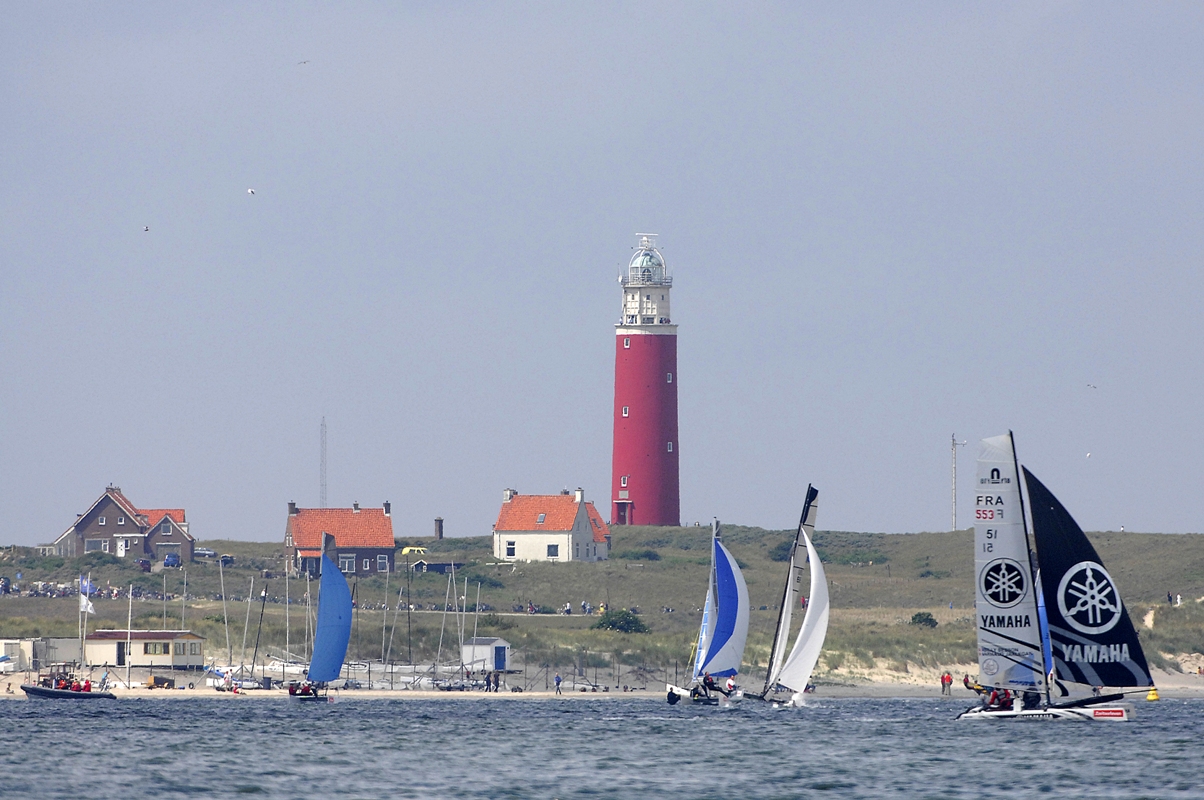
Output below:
[959,432,1154,721]
[290,534,352,702]
[753,485,829,707]
[666,520,750,705]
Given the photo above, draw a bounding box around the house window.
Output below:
[85,539,104,553]
[505,541,516,557]
[98,516,106,526]
[666,373,672,383]
[118,516,125,525]
[547,544,559,559]
[667,441,673,452]
[143,642,169,655]
[339,555,355,573]
[623,337,630,349]
[161,523,171,534]
[363,558,371,572]
[174,642,186,655]
[622,406,629,417]
[101,540,109,553]
[575,543,580,558]
[537,513,546,524]
[377,555,389,572]
[620,476,628,488]
[189,642,200,655]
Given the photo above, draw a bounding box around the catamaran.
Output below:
[751,486,829,707]
[959,432,1155,721]
[289,534,352,702]
[667,520,750,705]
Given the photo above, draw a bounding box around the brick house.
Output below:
[50,486,195,563]
[286,501,395,576]
[492,488,610,563]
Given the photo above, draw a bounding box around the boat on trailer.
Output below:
[959,433,1154,722]
[289,534,352,702]
[667,520,750,706]
[749,486,829,708]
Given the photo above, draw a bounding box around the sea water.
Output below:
[1,696,1199,798]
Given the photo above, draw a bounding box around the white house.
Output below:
[462,637,511,672]
[491,488,610,563]
[85,630,206,670]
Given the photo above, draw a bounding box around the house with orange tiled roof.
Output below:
[492,488,610,563]
[49,485,195,563]
[285,501,396,577]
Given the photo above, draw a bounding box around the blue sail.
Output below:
[697,538,750,678]
[307,554,352,683]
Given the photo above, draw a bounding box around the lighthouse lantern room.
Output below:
[611,234,680,526]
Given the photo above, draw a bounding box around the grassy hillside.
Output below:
[2,525,1202,682]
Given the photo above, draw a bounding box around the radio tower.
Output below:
[320,417,328,508]
[611,234,680,526]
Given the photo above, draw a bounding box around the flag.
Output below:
[79,593,95,614]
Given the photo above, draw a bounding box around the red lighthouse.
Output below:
[611,235,680,526]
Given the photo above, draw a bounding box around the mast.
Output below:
[1009,431,1050,705]
[219,556,231,665]
[125,585,133,688]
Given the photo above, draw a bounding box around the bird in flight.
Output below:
[247,189,255,195]
[143,226,149,232]
[298,60,310,65]
[1087,384,1097,389]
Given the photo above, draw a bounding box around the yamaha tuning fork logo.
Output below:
[1057,561,1123,634]
[980,559,1027,608]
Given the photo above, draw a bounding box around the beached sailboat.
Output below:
[290,535,352,702]
[666,520,750,705]
[959,432,1154,721]
[753,486,829,706]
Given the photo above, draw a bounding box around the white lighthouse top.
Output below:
[625,234,671,287]
[618,234,675,331]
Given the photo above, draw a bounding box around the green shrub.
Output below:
[910,611,938,628]
[616,549,661,561]
[590,609,650,634]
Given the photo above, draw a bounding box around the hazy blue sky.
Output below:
[3,3,1203,544]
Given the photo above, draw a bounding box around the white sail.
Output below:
[692,586,713,680]
[974,433,1046,693]
[764,487,821,692]
[775,526,829,694]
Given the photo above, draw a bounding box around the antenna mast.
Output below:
[951,433,967,531]
[320,417,328,508]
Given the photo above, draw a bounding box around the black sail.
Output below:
[1022,467,1152,688]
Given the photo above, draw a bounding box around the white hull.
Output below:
[959,703,1133,722]
[666,683,742,706]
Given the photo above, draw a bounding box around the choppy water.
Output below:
[1,695,1199,798]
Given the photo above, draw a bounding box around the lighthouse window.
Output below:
[624,338,630,349]
[666,373,673,383]
[620,476,628,488]
[667,441,674,453]
[622,406,629,417]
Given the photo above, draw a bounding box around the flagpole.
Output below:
[126,584,133,689]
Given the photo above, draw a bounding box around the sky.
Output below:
[3,3,1203,544]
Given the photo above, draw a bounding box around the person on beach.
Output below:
[494,672,502,692]
[554,673,562,695]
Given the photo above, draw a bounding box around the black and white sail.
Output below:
[1022,468,1153,689]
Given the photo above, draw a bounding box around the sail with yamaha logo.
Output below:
[959,433,1154,722]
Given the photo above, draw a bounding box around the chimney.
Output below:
[434,517,444,540]
[503,489,517,502]
[288,502,298,515]
[353,501,360,513]
[383,501,391,516]
[574,487,584,504]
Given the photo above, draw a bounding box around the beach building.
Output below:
[46,485,195,563]
[84,630,205,670]
[462,637,511,672]
[409,560,465,575]
[492,489,610,563]
[286,501,395,577]
[611,235,680,526]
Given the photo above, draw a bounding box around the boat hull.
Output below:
[21,685,116,700]
[666,683,741,706]
[958,703,1133,721]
